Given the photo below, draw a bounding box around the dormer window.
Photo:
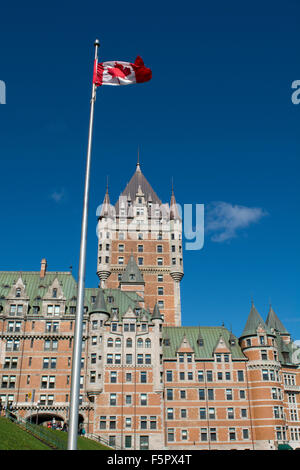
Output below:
[138,197,142,204]
[16,288,21,298]
[130,274,136,281]
[52,288,57,298]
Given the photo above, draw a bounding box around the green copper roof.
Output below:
[266,306,289,335]
[152,302,162,320]
[162,326,246,360]
[241,302,272,338]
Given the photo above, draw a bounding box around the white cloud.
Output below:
[205,201,268,242]
[50,189,66,203]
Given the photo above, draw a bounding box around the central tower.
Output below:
[96,160,184,326]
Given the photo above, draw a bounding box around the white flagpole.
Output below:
[67,38,100,450]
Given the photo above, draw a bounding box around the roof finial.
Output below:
[136,145,141,172]
[106,175,109,193]
[171,176,174,194]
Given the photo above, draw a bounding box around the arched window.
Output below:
[145,338,151,348]
[16,288,21,298]
[126,338,132,348]
[137,338,143,348]
[115,338,121,348]
[107,337,113,348]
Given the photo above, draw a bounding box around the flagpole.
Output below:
[67,38,100,450]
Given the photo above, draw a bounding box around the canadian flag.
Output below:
[93,56,152,87]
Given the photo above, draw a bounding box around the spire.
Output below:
[241,301,271,338]
[120,254,145,284]
[99,180,114,218]
[136,145,141,172]
[170,179,181,221]
[90,288,109,316]
[152,302,163,320]
[266,305,289,335]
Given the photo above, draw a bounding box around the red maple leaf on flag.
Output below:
[108,62,132,79]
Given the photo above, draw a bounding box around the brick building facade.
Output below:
[0,162,299,450]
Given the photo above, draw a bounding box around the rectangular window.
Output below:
[208,389,214,401]
[226,389,233,400]
[237,370,244,382]
[140,394,147,406]
[166,371,173,382]
[199,408,206,419]
[125,436,132,448]
[206,370,213,382]
[166,389,173,401]
[110,394,117,406]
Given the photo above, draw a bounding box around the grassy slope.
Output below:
[0,417,110,450]
[0,417,50,450]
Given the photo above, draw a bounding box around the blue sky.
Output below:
[0,0,299,340]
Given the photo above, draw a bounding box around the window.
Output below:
[166,371,173,382]
[200,428,208,441]
[110,394,117,406]
[198,370,204,382]
[217,372,223,381]
[226,389,233,400]
[157,245,163,253]
[206,370,213,382]
[145,354,151,364]
[181,430,188,441]
[150,416,157,430]
[237,370,244,382]
[229,428,236,441]
[138,257,143,266]
[166,389,173,401]
[261,350,268,360]
[100,416,106,430]
[210,428,217,441]
[158,300,164,309]
[157,258,163,266]
[140,394,147,406]
[125,436,132,449]
[246,338,251,347]
[227,408,234,419]
[209,407,216,419]
[157,274,163,282]
[167,428,175,442]
[118,244,124,252]
[125,395,132,405]
[140,371,147,383]
[199,408,206,419]
[138,245,143,252]
[181,409,187,419]
[224,354,230,362]
[241,408,247,418]
[259,336,265,345]
[126,338,133,348]
[109,416,116,430]
[145,338,151,348]
[158,287,164,296]
[180,390,186,399]
[199,389,205,400]
[216,354,221,362]
[225,372,231,381]
[242,429,249,440]
[208,389,214,401]
[126,354,132,365]
[110,371,117,383]
[262,369,269,381]
[118,257,124,265]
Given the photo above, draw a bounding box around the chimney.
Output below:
[40,258,47,278]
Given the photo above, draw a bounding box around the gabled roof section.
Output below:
[240,302,272,338]
[163,326,246,360]
[176,334,194,353]
[266,306,289,335]
[213,334,231,354]
[115,164,162,212]
[120,254,145,285]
